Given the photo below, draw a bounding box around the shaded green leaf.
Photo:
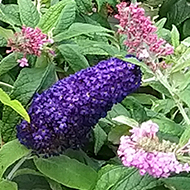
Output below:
[0,53,22,77]
[179,127,190,147]
[18,0,40,28]
[161,177,190,190]
[108,124,131,145]
[34,155,98,190]
[129,94,158,105]
[0,88,30,122]
[0,139,29,178]
[58,44,89,72]
[75,0,92,13]
[94,124,107,155]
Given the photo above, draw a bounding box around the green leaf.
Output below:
[112,115,139,128]
[94,165,134,190]
[179,127,190,147]
[151,99,176,115]
[155,17,167,30]
[0,180,17,190]
[75,0,92,13]
[123,57,153,75]
[179,84,190,109]
[171,24,180,48]
[0,139,29,178]
[95,0,117,11]
[108,124,131,145]
[37,0,69,33]
[53,1,76,35]
[0,53,22,77]
[151,118,184,137]
[18,0,40,28]
[0,4,21,26]
[58,44,89,72]
[76,39,121,56]
[0,88,30,122]
[34,155,98,190]
[161,177,190,190]
[54,23,112,41]
[0,35,7,47]
[112,169,158,190]
[1,64,56,141]
[0,26,14,40]
[93,124,107,155]
[129,94,158,105]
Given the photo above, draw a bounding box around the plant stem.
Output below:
[0,82,14,89]
[6,155,29,180]
[155,69,190,126]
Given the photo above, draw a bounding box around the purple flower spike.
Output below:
[17,56,141,156]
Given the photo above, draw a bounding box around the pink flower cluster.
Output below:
[7,26,53,67]
[118,120,190,178]
[115,2,174,71]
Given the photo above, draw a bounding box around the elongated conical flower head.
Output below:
[17,57,141,156]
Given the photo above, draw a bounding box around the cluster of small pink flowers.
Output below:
[115,2,174,71]
[118,120,190,178]
[7,26,53,67]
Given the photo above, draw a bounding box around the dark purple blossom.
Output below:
[17,56,141,156]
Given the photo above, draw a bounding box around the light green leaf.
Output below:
[54,23,112,41]
[34,155,98,190]
[0,88,30,122]
[112,115,139,128]
[179,84,190,109]
[0,4,21,26]
[18,0,40,27]
[94,124,107,155]
[179,127,190,147]
[151,99,176,115]
[0,53,22,77]
[0,180,17,190]
[123,57,153,75]
[172,48,190,73]
[58,44,89,72]
[0,139,29,179]
[0,26,14,40]
[155,17,167,30]
[37,0,69,33]
[171,24,180,48]
[53,1,76,35]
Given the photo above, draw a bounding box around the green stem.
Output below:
[0,82,14,89]
[6,155,29,180]
[155,69,190,126]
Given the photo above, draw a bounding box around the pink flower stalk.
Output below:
[118,120,190,178]
[115,2,174,71]
[7,26,53,67]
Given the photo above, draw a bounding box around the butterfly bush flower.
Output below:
[7,26,53,67]
[115,2,174,71]
[17,56,141,156]
[118,120,190,178]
